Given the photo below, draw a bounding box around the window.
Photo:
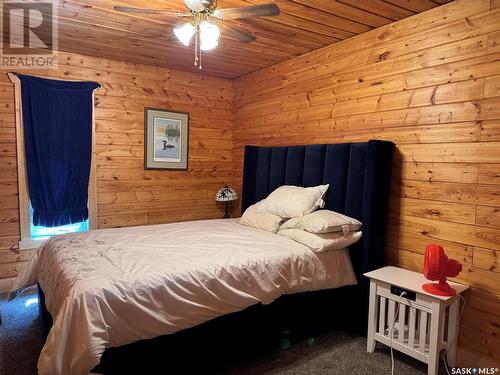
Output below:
[9,73,97,250]
[29,203,89,241]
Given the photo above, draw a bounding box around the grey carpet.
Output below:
[0,291,443,375]
[0,288,42,375]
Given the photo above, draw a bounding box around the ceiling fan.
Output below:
[114,0,280,69]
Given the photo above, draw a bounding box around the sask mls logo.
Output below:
[451,368,499,375]
[1,1,58,69]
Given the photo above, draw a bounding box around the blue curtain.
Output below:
[16,74,100,227]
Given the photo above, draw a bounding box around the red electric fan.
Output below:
[422,244,462,296]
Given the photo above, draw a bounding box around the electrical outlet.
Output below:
[390,285,416,301]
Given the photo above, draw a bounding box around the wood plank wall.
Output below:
[0,0,498,367]
[0,52,235,291]
[232,0,500,366]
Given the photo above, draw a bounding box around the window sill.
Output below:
[19,238,46,251]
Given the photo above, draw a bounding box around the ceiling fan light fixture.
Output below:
[184,0,208,12]
[213,9,223,18]
[174,23,196,46]
[200,21,220,41]
[200,39,218,51]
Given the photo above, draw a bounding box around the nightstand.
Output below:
[364,266,468,375]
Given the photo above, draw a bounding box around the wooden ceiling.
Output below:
[21,0,451,78]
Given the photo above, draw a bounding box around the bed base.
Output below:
[38,284,363,374]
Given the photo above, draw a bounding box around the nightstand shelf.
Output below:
[364,266,469,375]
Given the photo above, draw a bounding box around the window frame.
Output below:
[8,73,98,250]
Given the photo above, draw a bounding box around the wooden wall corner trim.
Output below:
[7,73,29,248]
[89,91,98,230]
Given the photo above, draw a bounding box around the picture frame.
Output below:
[144,108,189,170]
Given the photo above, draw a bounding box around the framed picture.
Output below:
[144,108,189,170]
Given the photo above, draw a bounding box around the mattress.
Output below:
[12,218,357,375]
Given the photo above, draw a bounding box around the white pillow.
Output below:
[239,201,284,233]
[280,209,361,234]
[278,229,362,252]
[256,184,329,218]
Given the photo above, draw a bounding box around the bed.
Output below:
[12,140,393,375]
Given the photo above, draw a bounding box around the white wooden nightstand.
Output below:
[364,266,468,375]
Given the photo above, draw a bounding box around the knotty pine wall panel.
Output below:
[0,52,235,290]
[232,0,500,366]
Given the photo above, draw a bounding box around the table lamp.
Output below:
[215,185,238,218]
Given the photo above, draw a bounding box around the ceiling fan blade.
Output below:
[214,4,280,19]
[113,6,183,16]
[220,24,257,43]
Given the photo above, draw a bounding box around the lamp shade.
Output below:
[174,23,196,46]
[200,21,220,41]
[201,39,218,51]
[215,185,238,202]
[200,21,220,51]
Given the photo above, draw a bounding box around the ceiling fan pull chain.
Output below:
[197,21,202,70]
[194,28,199,66]
[199,42,203,70]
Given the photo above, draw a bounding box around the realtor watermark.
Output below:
[1,1,58,69]
[451,368,499,375]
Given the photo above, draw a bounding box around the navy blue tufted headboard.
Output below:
[241,140,394,279]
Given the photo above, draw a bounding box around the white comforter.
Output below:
[12,219,357,375]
